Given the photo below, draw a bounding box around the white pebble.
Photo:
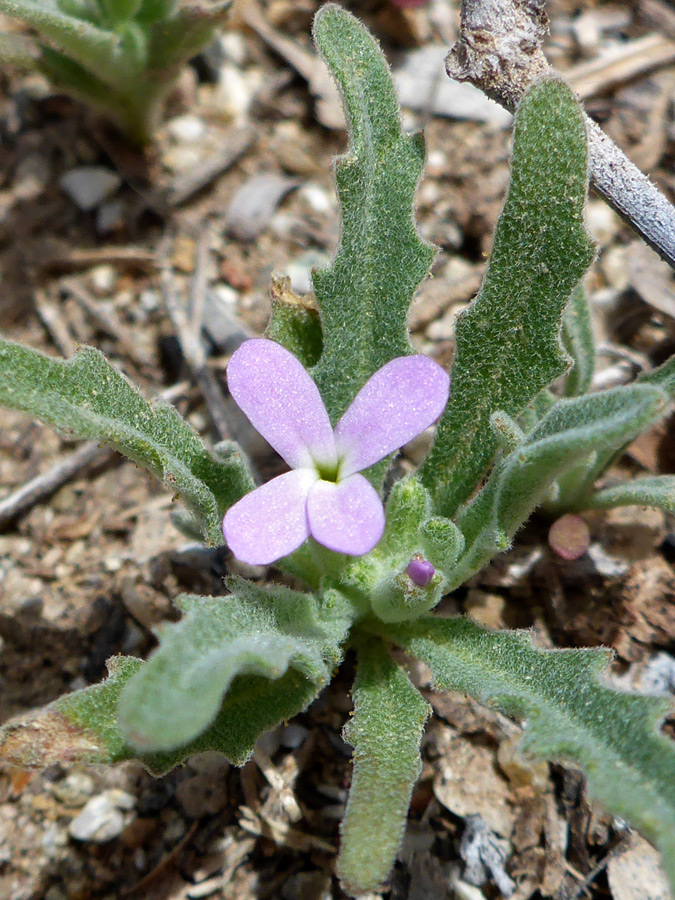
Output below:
[59,166,122,211]
[69,795,125,842]
[167,114,206,144]
[299,183,333,214]
[89,265,116,296]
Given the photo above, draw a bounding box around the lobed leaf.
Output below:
[0,338,252,545]
[420,78,595,516]
[117,581,357,752]
[581,475,675,516]
[337,638,429,896]
[383,616,675,894]
[0,656,319,772]
[450,385,668,588]
[310,4,435,422]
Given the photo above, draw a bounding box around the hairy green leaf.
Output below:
[0,656,319,772]
[0,0,231,143]
[451,385,667,588]
[420,78,595,516]
[146,2,231,70]
[0,339,252,545]
[310,4,435,422]
[384,617,675,893]
[0,0,129,84]
[582,476,675,515]
[562,283,595,397]
[118,581,356,752]
[338,638,429,896]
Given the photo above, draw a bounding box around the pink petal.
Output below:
[227,339,336,470]
[335,356,450,476]
[223,469,317,565]
[306,474,385,556]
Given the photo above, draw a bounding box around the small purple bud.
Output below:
[406,558,435,587]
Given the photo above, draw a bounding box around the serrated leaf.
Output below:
[450,385,667,588]
[0,656,319,773]
[383,616,675,894]
[420,78,595,516]
[310,5,435,422]
[582,476,675,515]
[337,638,429,896]
[118,581,357,751]
[562,283,595,397]
[0,339,253,545]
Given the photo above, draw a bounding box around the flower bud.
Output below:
[406,558,435,587]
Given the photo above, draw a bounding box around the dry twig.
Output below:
[445,0,675,270]
[0,442,112,531]
[160,230,237,444]
[0,382,189,531]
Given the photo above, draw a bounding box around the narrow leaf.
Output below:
[582,476,675,515]
[562,283,595,397]
[0,656,319,772]
[118,582,356,751]
[0,339,253,545]
[310,5,435,421]
[338,638,429,896]
[451,385,667,588]
[420,78,595,516]
[384,617,675,894]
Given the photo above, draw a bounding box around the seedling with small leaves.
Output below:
[1,5,674,896]
[0,0,231,143]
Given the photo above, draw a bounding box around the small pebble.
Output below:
[103,789,136,811]
[69,794,125,842]
[280,723,309,749]
[139,289,160,313]
[52,772,95,807]
[59,166,122,211]
[89,265,116,297]
[167,114,206,144]
[163,146,203,174]
[299,182,333,214]
[548,514,591,560]
[96,198,125,234]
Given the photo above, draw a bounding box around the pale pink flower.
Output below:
[223,339,449,565]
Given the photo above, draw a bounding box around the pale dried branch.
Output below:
[446,0,675,270]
